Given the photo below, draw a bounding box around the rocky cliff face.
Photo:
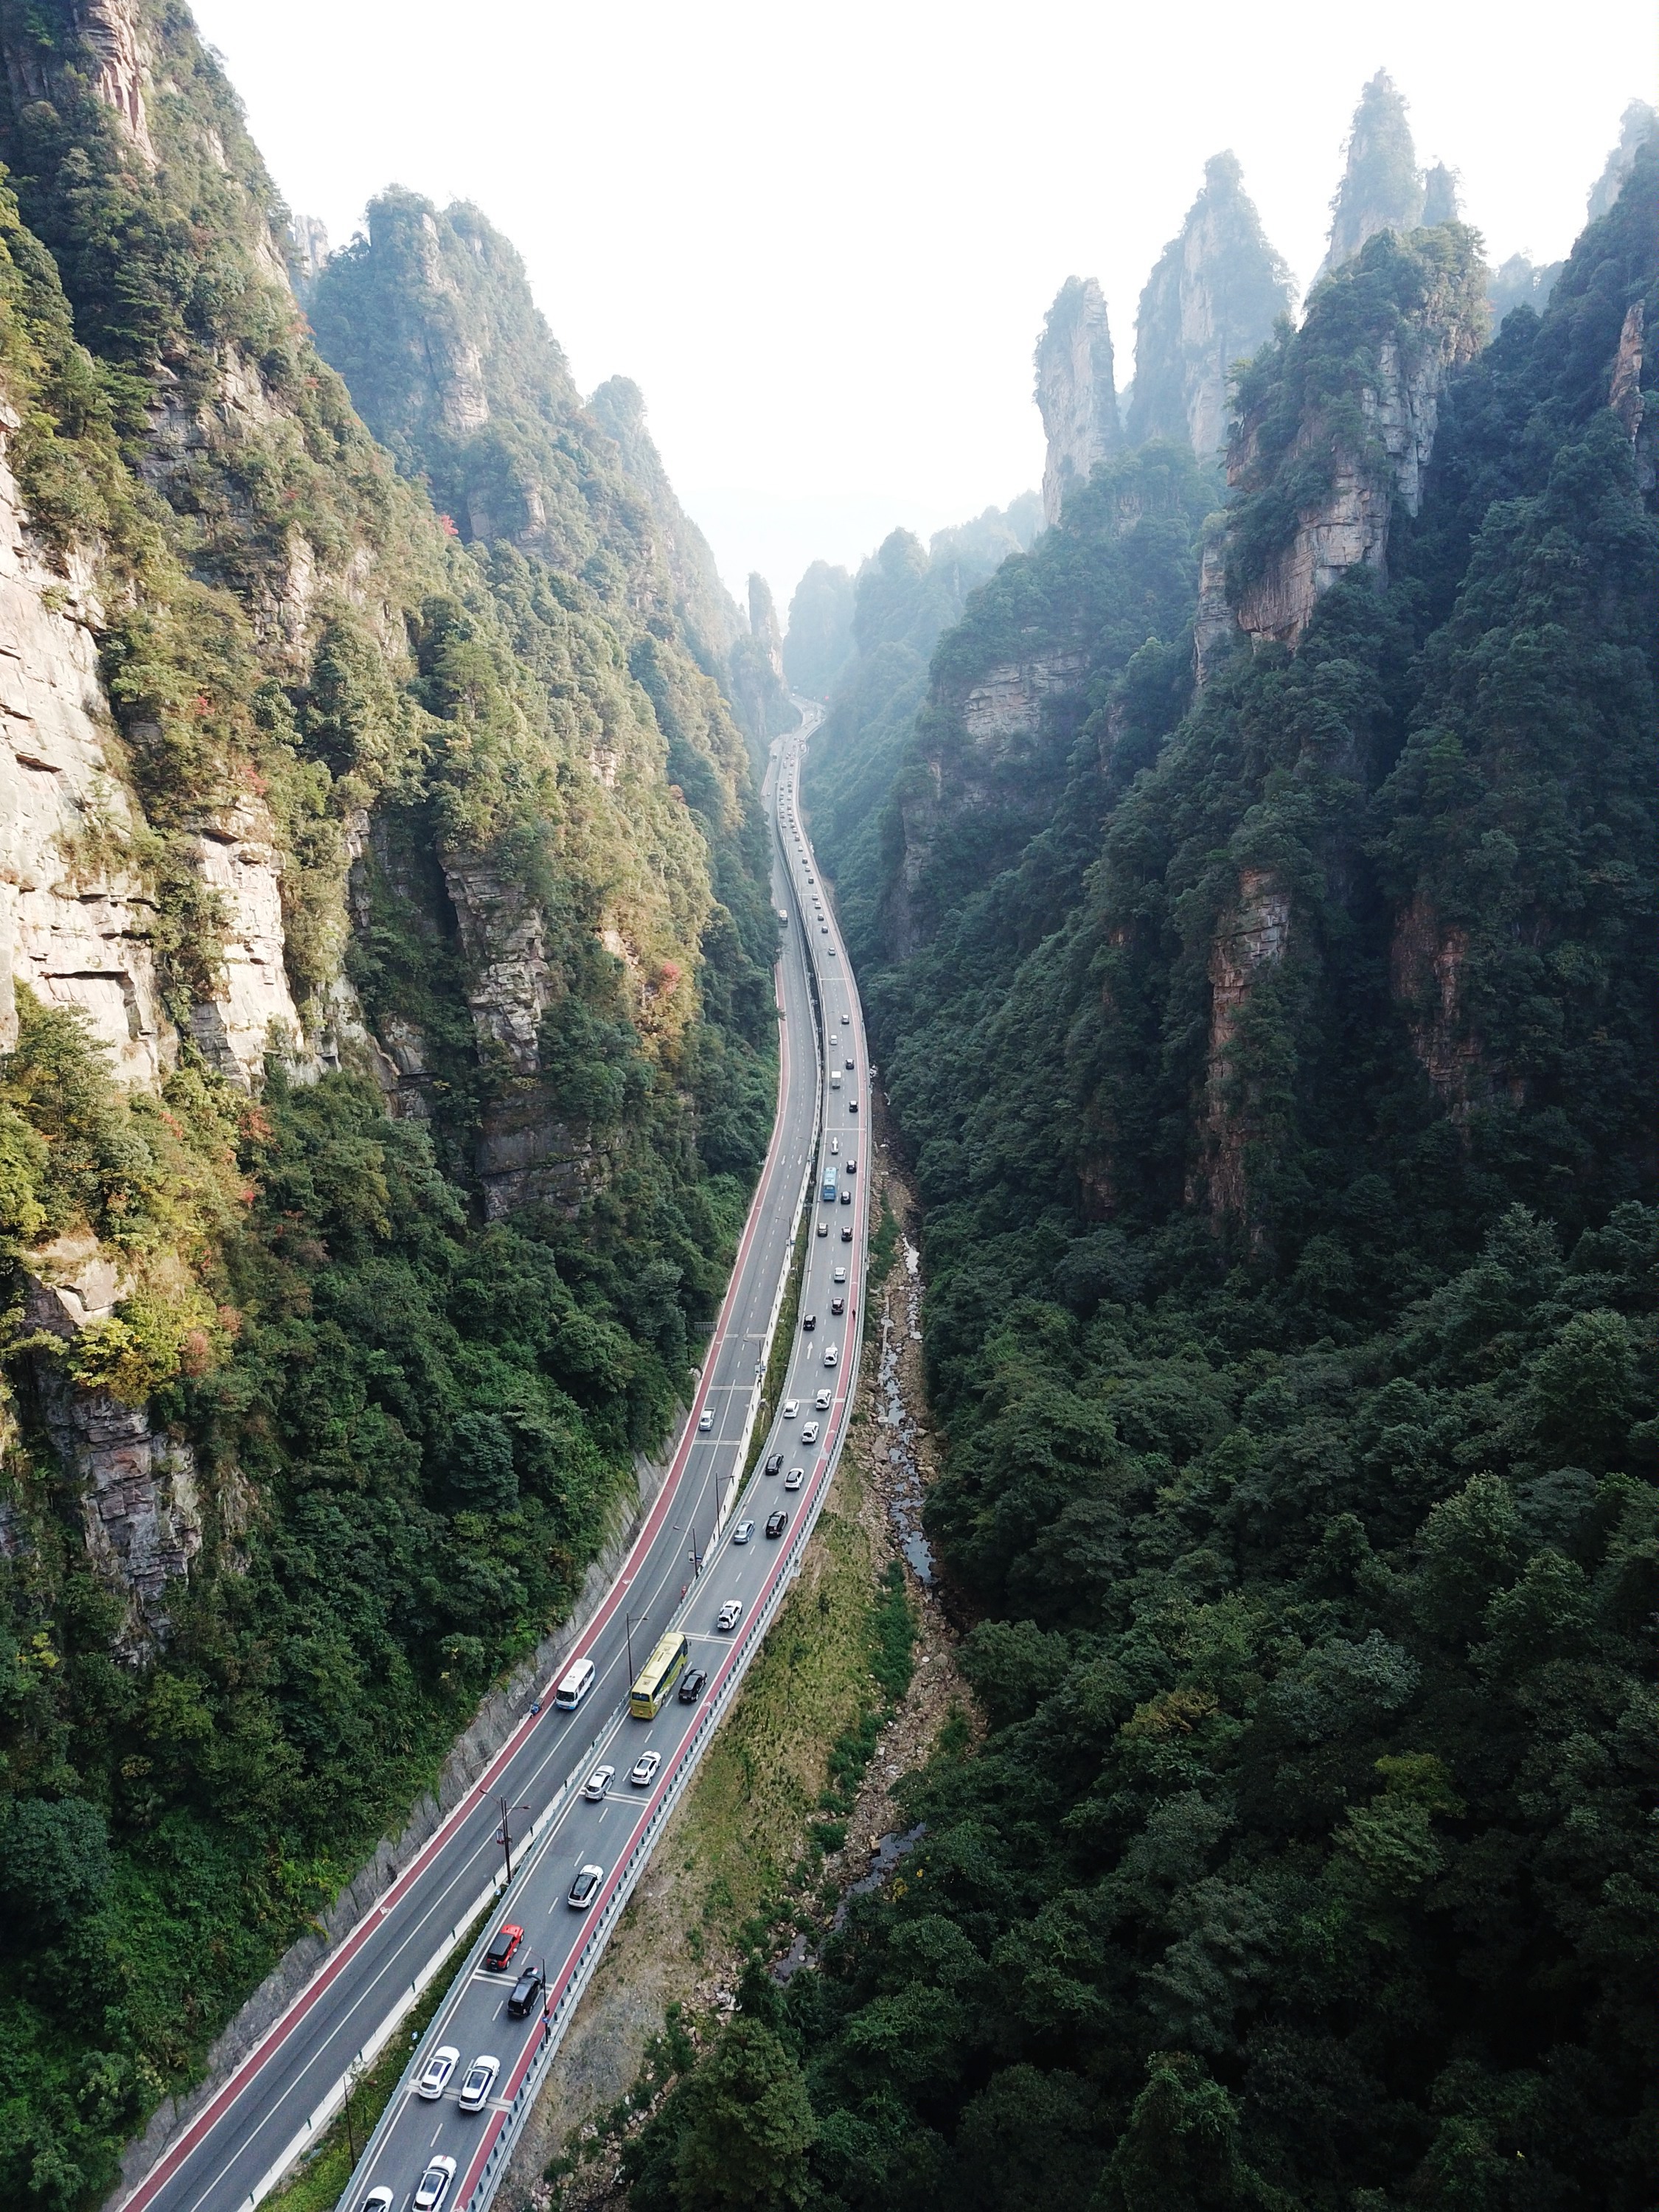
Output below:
[0,431,169,1084]
[0,3,776,1650]
[1034,276,1121,524]
[1127,153,1294,460]
[1192,866,1291,1222]
[1219,226,1487,654]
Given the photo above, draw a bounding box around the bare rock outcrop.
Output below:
[1610,301,1646,440]
[1195,868,1291,1222]
[23,1231,201,1649]
[1,0,156,165]
[890,644,1089,959]
[444,854,557,1075]
[1228,249,1484,650]
[186,797,305,1085]
[1389,891,1482,1116]
[1191,524,1237,690]
[1128,153,1294,462]
[0,416,171,1082]
[1035,276,1121,525]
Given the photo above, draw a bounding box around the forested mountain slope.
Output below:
[642,131,1659,2212]
[0,5,781,2204]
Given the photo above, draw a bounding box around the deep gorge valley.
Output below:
[0,11,1649,2211]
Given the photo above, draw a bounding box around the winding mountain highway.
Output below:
[119,703,871,2212]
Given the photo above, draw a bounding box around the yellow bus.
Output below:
[630,1630,689,1719]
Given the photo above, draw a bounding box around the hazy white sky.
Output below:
[190,0,1651,613]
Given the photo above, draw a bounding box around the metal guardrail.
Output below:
[337,720,867,2212]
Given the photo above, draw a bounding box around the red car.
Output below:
[484,1922,524,1972]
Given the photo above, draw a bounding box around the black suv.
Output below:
[765,1510,788,1539]
[678,1666,708,1703]
[507,1962,546,2018]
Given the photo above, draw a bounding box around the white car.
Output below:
[815,1388,832,1410]
[457,2053,500,2112]
[568,1863,604,1910]
[824,1346,839,1368]
[630,1750,662,1786]
[582,1764,614,1802]
[734,1518,755,1544]
[833,1266,846,1284]
[358,2194,394,2212]
[698,1409,714,1433]
[801,1421,819,1444]
[414,2159,457,2212]
[784,1467,804,1492]
[783,1398,799,1419]
[717,1599,744,1631]
[417,2044,459,2100]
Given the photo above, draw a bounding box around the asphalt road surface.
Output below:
[121,705,872,2212]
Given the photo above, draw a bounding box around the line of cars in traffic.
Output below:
[365,757,843,2212]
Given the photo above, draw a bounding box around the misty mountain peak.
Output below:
[1588,99,1659,220]
[1321,70,1425,276]
[1127,150,1294,460]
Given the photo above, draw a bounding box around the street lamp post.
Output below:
[495,1796,532,1886]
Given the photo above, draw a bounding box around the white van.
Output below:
[830,1071,841,1088]
[554,1658,596,1711]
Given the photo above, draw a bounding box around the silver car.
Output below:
[734,1519,756,1544]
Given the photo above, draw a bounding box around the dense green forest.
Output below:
[629,138,1658,2212]
[0,5,782,2204]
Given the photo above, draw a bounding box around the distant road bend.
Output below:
[120,701,872,2212]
